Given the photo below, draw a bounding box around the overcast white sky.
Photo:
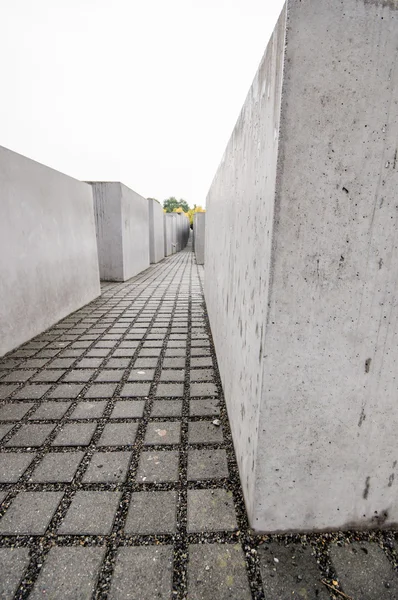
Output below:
[0,0,285,207]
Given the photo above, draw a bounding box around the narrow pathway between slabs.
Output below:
[0,240,264,599]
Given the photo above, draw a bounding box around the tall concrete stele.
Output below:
[205,0,398,533]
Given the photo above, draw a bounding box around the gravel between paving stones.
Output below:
[0,246,397,599]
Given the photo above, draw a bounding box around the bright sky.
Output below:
[0,0,285,207]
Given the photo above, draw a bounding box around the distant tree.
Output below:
[163,197,190,213]
[187,204,205,226]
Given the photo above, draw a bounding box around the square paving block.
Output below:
[0,402,34,421]
[258,543,329,600]
[31,370,66,383]
[0,453,36,483]
[1,370,36,383]
[191,348,211,357]
[62,370,95,383]
[144,422,181,445]
[97,423,139,446]
[0,548,30,598]
[6,423,56,447]
[138,349,161,357]
[29,401,71,420]
[52,423,97,446]
[13,385,51,400]
[160,370,185,382]
[142,341,163,348]
[163,358,186,368]
[58,491,121,535]
[48,385,84,399]
[136,451,179,483]
[125,491,177,534]
[188,544,251,600]
[75,358,104,369]
[188,449,229,480]
[187,489,237,532]
[50,358,78,368]
[110,401,145,419]
[156,383,184,397]
[164,348,186,357]
[188,421,223,444]
[330,542,398,600]
[190,357,214,368]
[127,369,155,381]
[190,399,220,417]
[120,383,151,397]
[85,383,117,398]
[82,451,132,483]
[167,341,186,348]
[69,400,107,419]
[0,424,13,441]
[86,349,109,357]
[190,369,215,382]
[106,358,130,369]
[151,400,182,417]
[30,547,106,600]
[29,452,84,483]
[94,370,125,383]
[191,340,210,347]
[0,491,63,534]
[133,358,158,368]
[109,546,173,600]
[190,383,217,397]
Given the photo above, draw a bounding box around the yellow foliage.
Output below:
[187,205,206,226]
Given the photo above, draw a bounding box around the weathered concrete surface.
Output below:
[193,213,206,265]
[205,0,398,533]
[0,146,100,358]
[148,199,165,264]
[164,213,177,256]
[90,182,149,281]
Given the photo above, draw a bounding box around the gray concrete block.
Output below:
[90,182,150,281]
[205,0,398,532]
[82,452,132,483]
[148,198,165,263]
[0,548,30,598]
[0,491,63,534]
[29,452,84,483]
[0,146,100,358]
[136,450,179,482]
[58,491,121,534]
[164,213,177,256]
[187,489,237,532]
[97,423,139,446]
[193,212,206,265]
[144,422,181,445]
[188,449,229,481]
[0,453,36,483]
[125,491,177,534]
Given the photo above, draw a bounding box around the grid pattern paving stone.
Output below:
[0,244,394,599]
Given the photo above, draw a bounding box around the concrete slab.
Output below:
[148,198,165,264]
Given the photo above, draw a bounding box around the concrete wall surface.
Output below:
[148,198,165,264]
[91,182,149,281]
[164,213,177,256]
[205,0,398,533]
[194,213,206,265]
[0,146,100,357]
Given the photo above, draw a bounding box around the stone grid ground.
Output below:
[0,244,397,599]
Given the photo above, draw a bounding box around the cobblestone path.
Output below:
[0,245,398,599]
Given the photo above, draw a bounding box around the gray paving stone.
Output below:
[125,491,177,534]
[133,358,158,368]
[97,423,139,446]
[191,357,214,368]
[48,384,84,399]
[136,450,179,483]
[63,369,95,383]
[52,423,97,446]
[95,369,125,383]
[50,358,77,368]
[188,449,229,480]
[151,400,183,417]
[0,548,30,598]
[144,422,181,445]
[191,340,210,347]
[13,384,51,399]
[29,452,84,482]
[188,421,223,444]
[163,357,186,368]
[0,402,34,421]
[128,369,155,382]
[75,358,104,368]
[188,544,251,600]
[160,369,185,382]
[58,491,121,534]
[30,547,106,600]
[106,358,131,369]
[109,546,173,600]
[86,348,109,357]
[190,383,217,397]
[190,369,215,382]
[31,369,66,383]
[1,370,36,382]
[191,347,211,357]
[29,401,71,420]
[0,491,63,534]
[190,399,220,416]
[187,489,237,532]
[258,542,329,599]
[138,349,161,357]
[6,423,56,447]
[83,451,132,482]
[330,542,398,599]
[69,400,107,419]
[142,340,163,348]
[120,383,151,397]
[156,383,184,397]
[0,453,36,482]
[164,347,186,357]
[110,400,145,418]
[0,423,13,441]
[85,383,117,398]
